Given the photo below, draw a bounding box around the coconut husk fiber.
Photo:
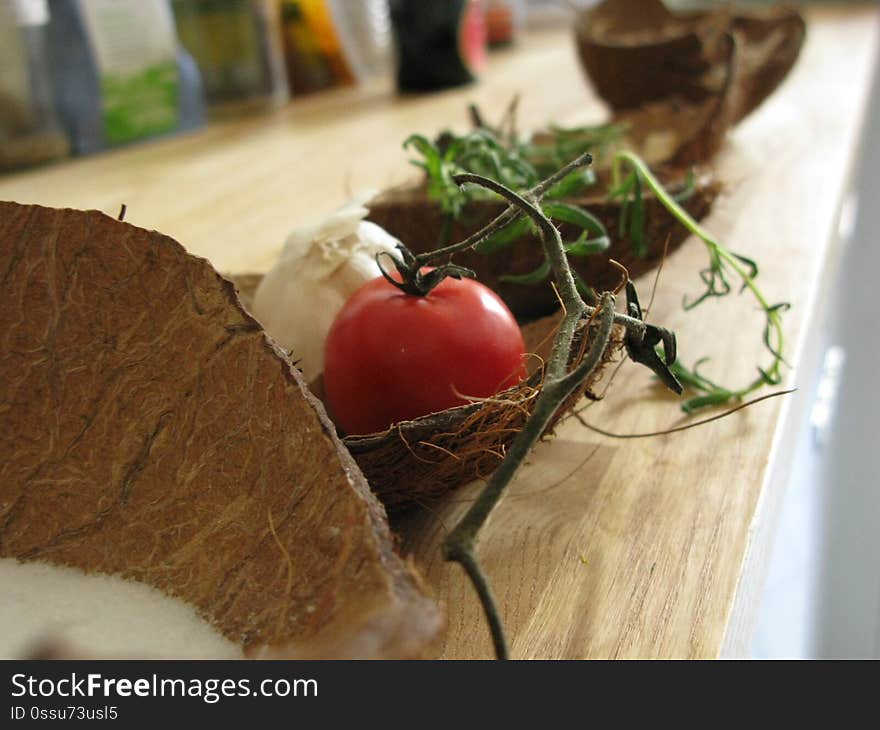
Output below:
[344,312,623,510]
[576,0,805,124]
[0,201,443,659]
[365,167,719,321]
[231,272,623,511]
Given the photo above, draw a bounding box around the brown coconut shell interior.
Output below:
[576,0,805,125]
[615,31,738,169]
[575,0,734,110]
[0,201,444,659]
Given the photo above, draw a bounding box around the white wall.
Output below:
[754,48,880,659]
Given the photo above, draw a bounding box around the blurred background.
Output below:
[1,0,877,659]
[0,0,868,171]
[752,32,880,659]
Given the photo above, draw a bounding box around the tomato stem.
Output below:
[377,244,477,297]
[435,155,681,659]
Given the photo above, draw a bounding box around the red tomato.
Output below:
[323,274,526,435]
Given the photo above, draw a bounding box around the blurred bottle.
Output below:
[0,0,69,172]
[389,0,487,93]
[279,0,390,96]
[171,0,288,116]
[485,0,524,47]
[46,0,205,155]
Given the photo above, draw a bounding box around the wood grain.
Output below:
[0,5,876,658]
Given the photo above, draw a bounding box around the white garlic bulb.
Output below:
[252,194,401,383]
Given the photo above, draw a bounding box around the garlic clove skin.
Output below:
[252,195,401,383]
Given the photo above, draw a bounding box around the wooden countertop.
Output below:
[1,5,877,659]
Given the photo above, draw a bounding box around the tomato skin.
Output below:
[323,274,526,435]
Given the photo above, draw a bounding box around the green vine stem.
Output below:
[611,150,789,411]
[438,161,679,659]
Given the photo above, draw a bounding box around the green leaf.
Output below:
[611,172,635,238]
[756,366,782,386]
[475,216,531,253]
[564,231,610,256]
[404,134,440,174]
[545,168,596,199]
[499,257,552,285]
[403,133,435,154]
[442,136,465,162]
[607,170,635,199]
[762,305,790,362]
[502,152,537,181]
[681,391,736,413]
[542,202,606,234]
[733,252,759,284]
[669,358,721,392]
[630,172,646,257]
[671,168,696,203]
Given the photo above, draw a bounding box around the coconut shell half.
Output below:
[365,167,719,321]
[0,201,443,659]
[730,10,807,124]
[575,0,733,110]
[576,0,805,125]
[617,31,739,169]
